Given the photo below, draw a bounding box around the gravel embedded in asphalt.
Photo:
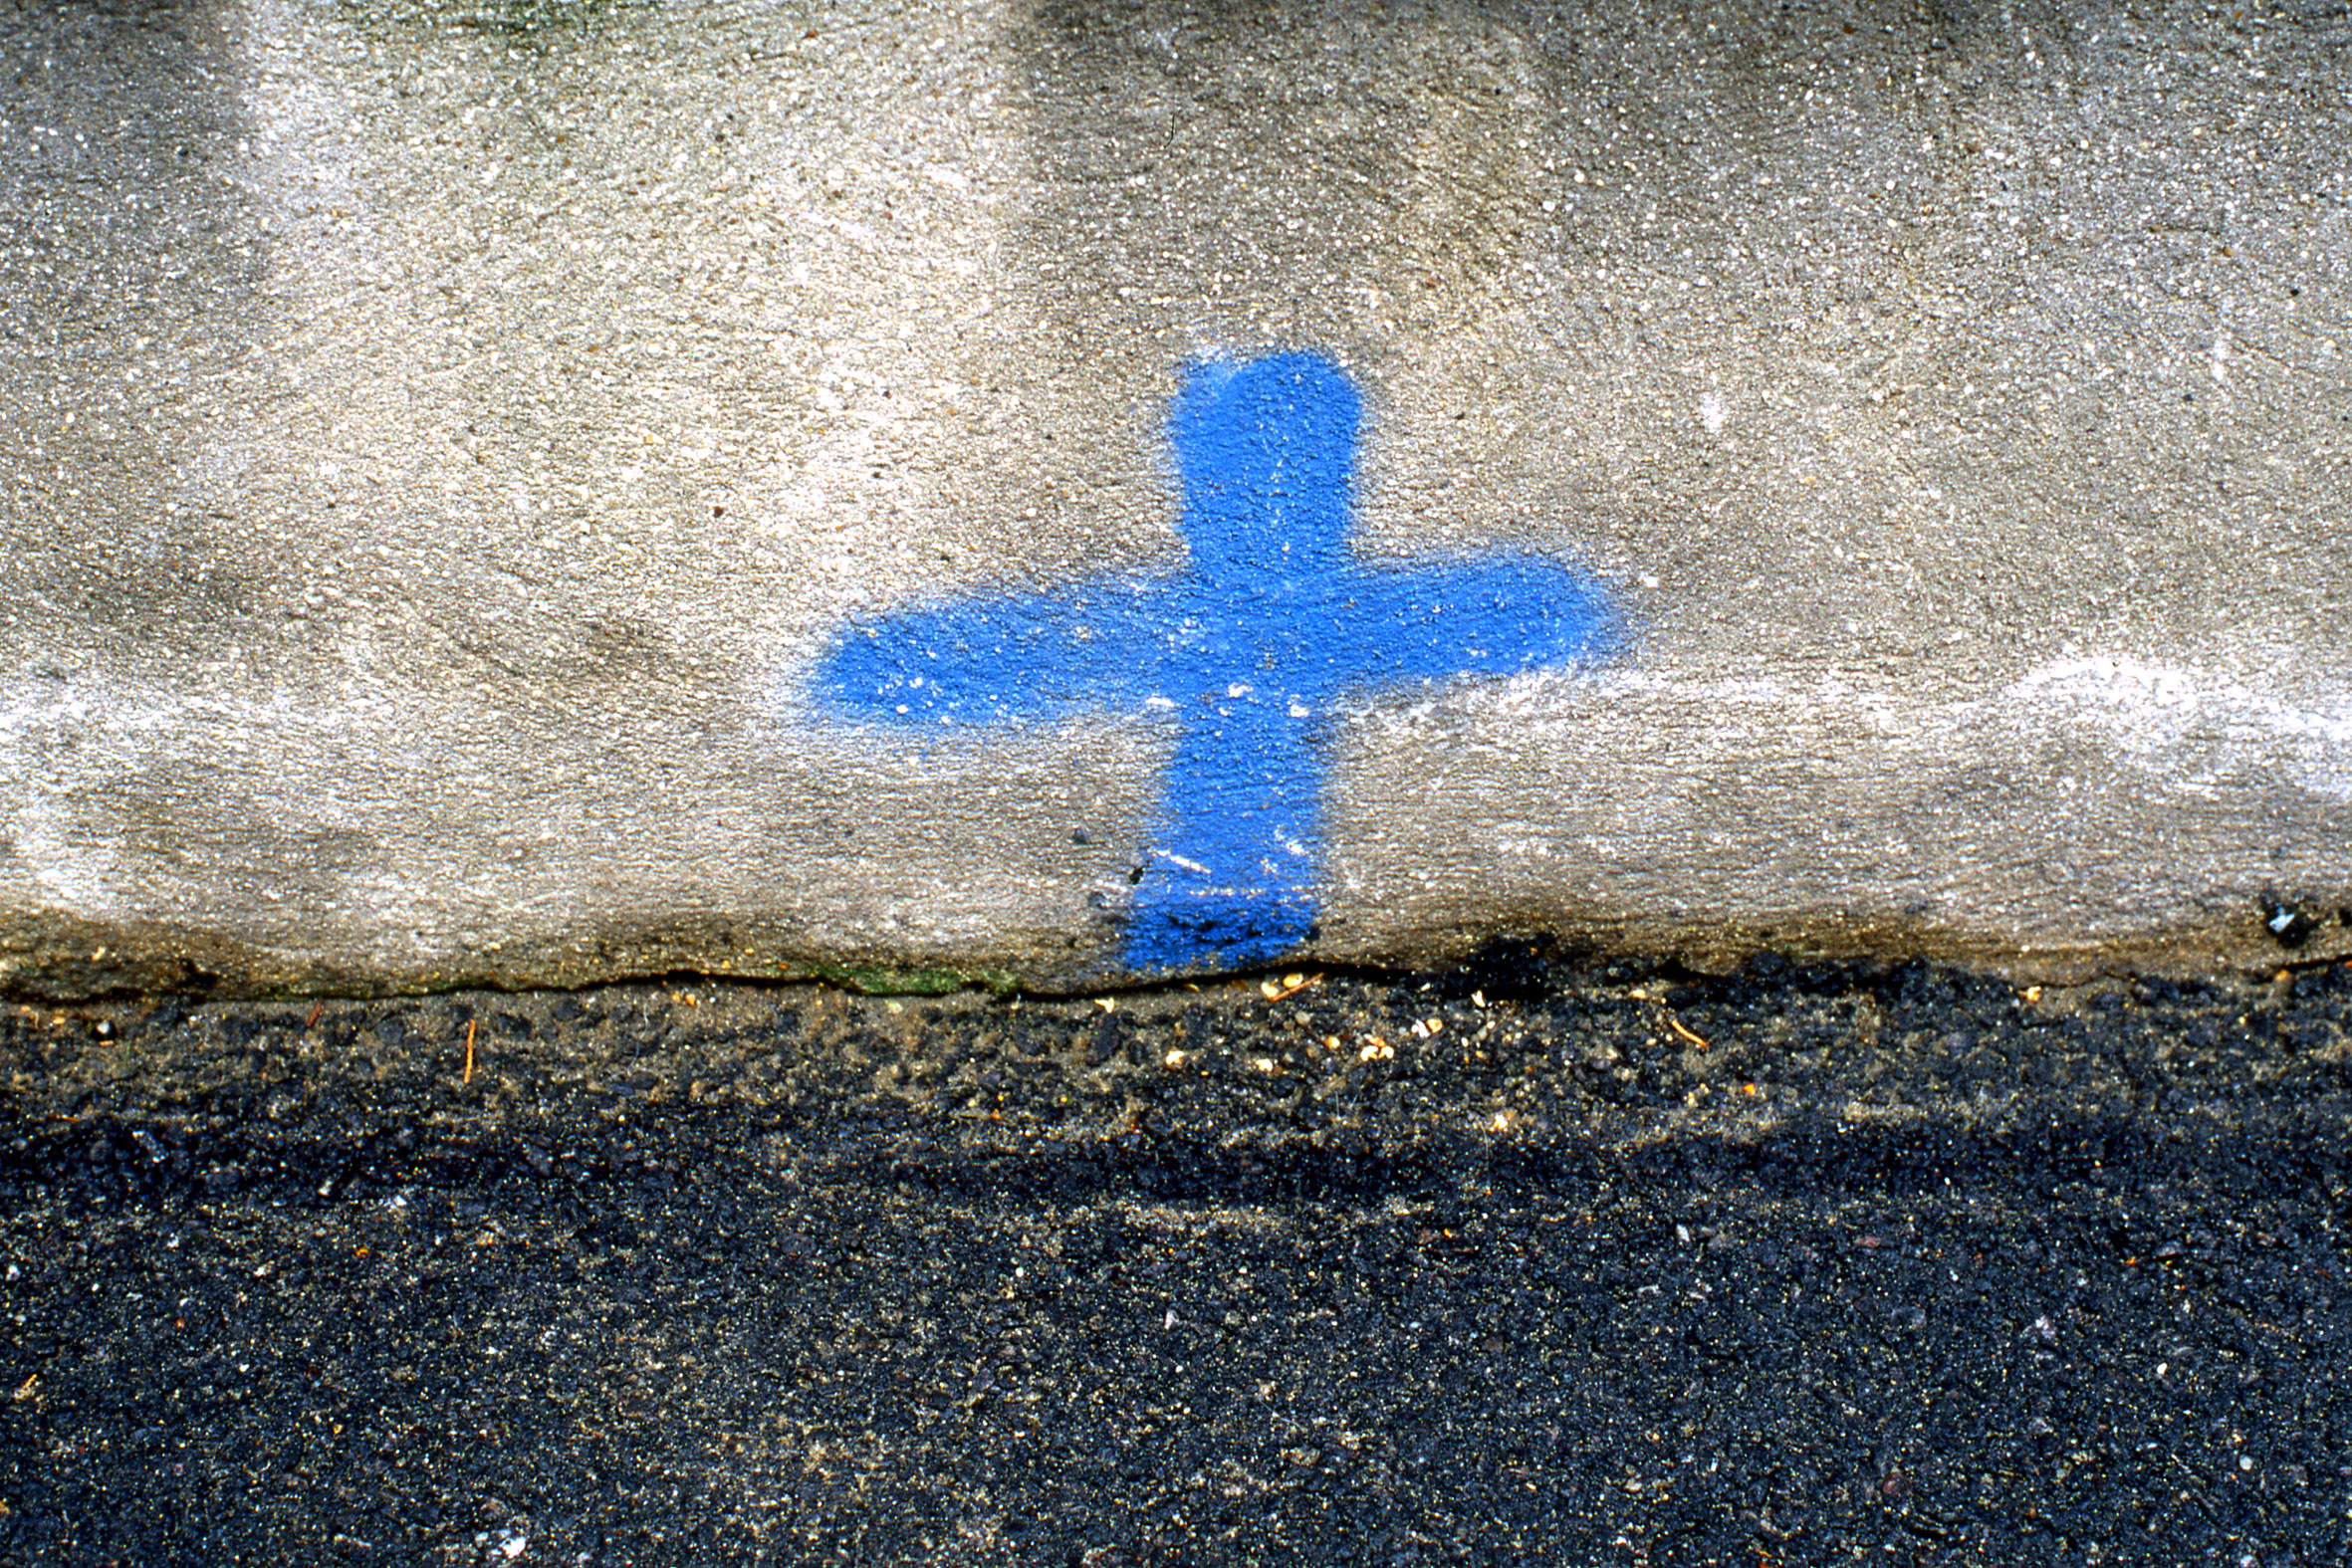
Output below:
[2,951,2349,1564]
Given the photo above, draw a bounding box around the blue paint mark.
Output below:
[815,352,1615,973]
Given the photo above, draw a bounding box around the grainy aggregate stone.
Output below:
[2,950,2350,1564]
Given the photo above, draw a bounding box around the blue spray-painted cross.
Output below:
[815,352,1613,974]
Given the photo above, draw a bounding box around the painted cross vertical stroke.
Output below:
[815,352,1615,973]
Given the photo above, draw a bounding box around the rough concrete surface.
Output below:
[4,954,2352,1562]
[4,0,2351,994]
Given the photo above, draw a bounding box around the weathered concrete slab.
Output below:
[3,0,2350,996]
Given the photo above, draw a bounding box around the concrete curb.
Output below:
[4,0,2349,997]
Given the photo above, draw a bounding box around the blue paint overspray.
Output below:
[816,352,1615,973]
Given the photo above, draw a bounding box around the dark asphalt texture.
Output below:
[2,950,2349,1566]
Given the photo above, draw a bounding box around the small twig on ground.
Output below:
[1662,1009,1709,1051]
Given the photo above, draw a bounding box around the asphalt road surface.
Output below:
[4,948,2350,1566]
